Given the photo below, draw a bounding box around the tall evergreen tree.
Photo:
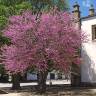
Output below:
[29,0,69,12]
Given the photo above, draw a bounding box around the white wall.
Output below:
[27,73,37,80]
[81,16,96,83]
[27,71,66,80]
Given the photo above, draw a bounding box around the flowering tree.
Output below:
[2,10,86,92]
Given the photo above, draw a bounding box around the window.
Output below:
[50,73,55,79]
[92,25,96,40]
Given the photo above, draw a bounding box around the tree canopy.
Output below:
[2,10,86,74]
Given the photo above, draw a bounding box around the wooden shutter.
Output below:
[92,25,96,40]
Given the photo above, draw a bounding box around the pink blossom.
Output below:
[2,11,87,74]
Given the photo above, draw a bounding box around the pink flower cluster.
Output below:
[2,11,86,74]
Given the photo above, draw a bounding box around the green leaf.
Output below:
[0,16,7,30]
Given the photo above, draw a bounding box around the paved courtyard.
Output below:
[0,80,96,96]
[1,88,96,96]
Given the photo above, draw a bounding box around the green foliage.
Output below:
[15,2,32,14]
[0,64,5,74]
[29,0,69,12]
[0,5,9,16]
[0,0,32,31]
[0,16,7,30]
[0,0,26,6]
[0,0,16,6]
[56,0,69,11]
[0,1,32,16]
[0,35,11,45]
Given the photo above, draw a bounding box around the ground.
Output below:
[0,80,96,96]
[1,87,96,96]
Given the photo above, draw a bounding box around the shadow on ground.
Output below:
[1,85,96,96]
[0,90,8,94]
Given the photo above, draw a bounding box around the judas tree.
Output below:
[2,10,86,92]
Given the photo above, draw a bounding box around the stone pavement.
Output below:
[1,80,96,96]
[1,88,96,96]
[0,93,40,96]
[0,93,35,96]
[0,93,20,96]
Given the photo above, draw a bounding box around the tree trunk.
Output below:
[71,73,81,87]
[71,63,81,87]
[11,74,21,90]
[37,71,48,94]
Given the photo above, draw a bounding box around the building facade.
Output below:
[81,15,96,83]
[72,2,96,85]
[27,70,69,81]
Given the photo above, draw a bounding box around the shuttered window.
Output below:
[92,25,96,40]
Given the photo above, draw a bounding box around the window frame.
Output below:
[92,24,96,41]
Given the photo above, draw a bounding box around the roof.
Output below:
[81,15,96,20]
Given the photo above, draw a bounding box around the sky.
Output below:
[69,0,96,17]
